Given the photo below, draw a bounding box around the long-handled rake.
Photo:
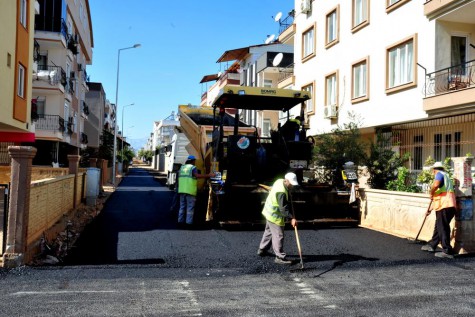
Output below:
[408,199,432,244]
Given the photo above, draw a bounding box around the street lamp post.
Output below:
[121,103,135,160]
[112,44,141,187]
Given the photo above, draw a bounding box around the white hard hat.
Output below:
[284,172,299,186]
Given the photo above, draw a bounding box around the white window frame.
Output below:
[17,64,25,98]
[325,72,338,107]
[325,6,339,48]
[20,0,27,28]
[302,82,314,114]
[262,119,271,137]
[386,35,417,93]
[352,57,369,103]
[352,0,369,32]
[302,24,315,61]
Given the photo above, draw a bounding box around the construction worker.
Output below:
[421,161,456,258]
[257,172,299,264]
[177,155,215,226]
[281,116,302,141]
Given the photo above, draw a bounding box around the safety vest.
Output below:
[432,171,456,211]
[262,179,288,226]
[290,118,301,125]
[178,164,197,196]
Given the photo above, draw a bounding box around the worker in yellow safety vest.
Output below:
[257,172,299,264]
[177,155,215,226]
[421,161,457,258]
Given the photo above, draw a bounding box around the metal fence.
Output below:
[383,112,475,170]
[0,184,9,255]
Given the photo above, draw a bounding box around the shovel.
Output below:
[294,225,304,269]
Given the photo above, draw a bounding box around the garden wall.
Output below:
[360,189,474,253]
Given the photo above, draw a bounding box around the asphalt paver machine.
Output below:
[208,85,360,226]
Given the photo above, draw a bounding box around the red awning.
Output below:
[0,132,36,142]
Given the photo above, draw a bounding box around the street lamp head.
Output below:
[133,44,141,48]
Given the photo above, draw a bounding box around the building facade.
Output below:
[287,0,475,170]
[0,0,39,163]
[32,0,93,166]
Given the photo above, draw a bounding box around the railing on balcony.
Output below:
[423,59,475,97]
[35,65,66,86]
[82,101,89,116]
[33,40,40,62]
[67,118,74,135]
[278,10,295,35]
[278,63,294,83]
[81,132,88,144]
[81,69,90,83]
[35,115,65,133]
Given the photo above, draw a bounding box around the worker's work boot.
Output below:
[274,257,292,265]
[421,244,436,252]
[434,252,454,259]
[257,249,271,257]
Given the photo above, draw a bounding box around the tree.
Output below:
[312,112,368,186]
[364,133,410,189]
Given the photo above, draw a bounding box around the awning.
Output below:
[211,85,311,112]
[0,131,36,142]
[200,74,219,83]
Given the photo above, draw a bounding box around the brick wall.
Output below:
[27,173,85,248]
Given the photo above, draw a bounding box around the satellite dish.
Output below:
[265,34,275,44]
[272,53,284,67]
[274,12,282,22]
[217,72,222,78]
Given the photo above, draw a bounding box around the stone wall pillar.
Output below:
[89,158,98,167]
[68,154,80,208]
[3,146,36,268]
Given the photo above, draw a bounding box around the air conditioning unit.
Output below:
[301,0,312,13]
[324,104,338,119]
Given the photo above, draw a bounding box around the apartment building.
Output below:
[103,100,115,133]
[285,0,475,170]
[31,0,93,166]
[202,42,295,137]
[84,82,109,149]
[151,112,179,170]
[0,0,39,163]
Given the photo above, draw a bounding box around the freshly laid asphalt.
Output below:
[0,166,472,316]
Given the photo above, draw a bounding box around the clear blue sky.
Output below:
[88,0,292,149]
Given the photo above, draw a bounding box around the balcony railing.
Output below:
[278,63,294,83]
[35,65,66,86]
[82,101,89,116]
[81,132,88,144]
[33,40,40,62]
[278,10,295,36]
[35,115,65,133]
[67,118,74,135]
[423,59,475,97]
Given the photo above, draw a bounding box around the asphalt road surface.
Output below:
[0,166,473,316]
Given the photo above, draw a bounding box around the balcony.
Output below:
[34,115,66,140]
[423,60,475,112]
[67,34,79,55]
[34,65,66,87]
[278,11,296,43]
[81,132,88,144]
[82,101,89,116]
[424,0,460,17]
[278,63,294,81]
[35,18,68,49]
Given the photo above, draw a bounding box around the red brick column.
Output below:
[3,146,37,268]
